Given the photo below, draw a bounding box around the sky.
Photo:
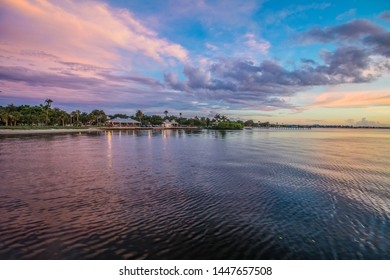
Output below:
[0,0,389,125]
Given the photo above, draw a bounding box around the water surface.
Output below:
[0,128,389,259]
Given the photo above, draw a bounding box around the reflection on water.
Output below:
[0,128,389,259]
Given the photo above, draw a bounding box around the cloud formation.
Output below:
[298,19,390,61]
[0,0,190,111]
[0,1,389,121]
[163,18,390,112]
[300,19,385,43]
[243,34,271,54]
[306,89,390,109]
[165,43,388,109]
[378,11,390,21]
[363,33,390,57]
[1,0,187,66]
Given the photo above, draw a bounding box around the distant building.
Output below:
[162,120,178,128]
[106,117,140,127]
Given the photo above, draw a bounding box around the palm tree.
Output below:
[11,112,22,126]
[179,112,182,126]
[0,109,9,126]
[44,99,53,125]
[75,110,81,123]
[164,110,168,119]
[8,113,15,126]
[71,110,81,126]
[1,104,18,126]
[70,111,76,125]
[135,110,143,125]
[90,109,106,126]
[59,111,68,127]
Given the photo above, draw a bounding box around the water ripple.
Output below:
[0,129,389,259]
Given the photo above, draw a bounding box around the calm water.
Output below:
[0,128,389,259]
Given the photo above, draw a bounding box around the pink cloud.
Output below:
[244,33,271,54]
[1,0,187,68]
[306,89,390,109]
[0,0,189,107]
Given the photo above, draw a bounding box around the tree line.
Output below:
[0,100,106,127]
[0,100,246,129]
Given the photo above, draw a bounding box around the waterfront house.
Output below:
[106,117,140,127]
[162,120,178,128]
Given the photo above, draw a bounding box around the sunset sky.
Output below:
[1,0,389,125]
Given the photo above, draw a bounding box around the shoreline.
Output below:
[0,126,200,135]
[0,128,99,135]
[1,126,388,136]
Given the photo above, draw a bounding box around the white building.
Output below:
[106,118,140,127]
[162,120,178,128]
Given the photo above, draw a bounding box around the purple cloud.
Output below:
[299,19,390,58]
[378,11,390,21]
[20,50,59,60]
[165,43,389,110]
[363,33,390,57]
[300,19,384,43]
[301,58,316,64]
[0,65,103,90]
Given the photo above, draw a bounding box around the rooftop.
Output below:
[107,118,140,123]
